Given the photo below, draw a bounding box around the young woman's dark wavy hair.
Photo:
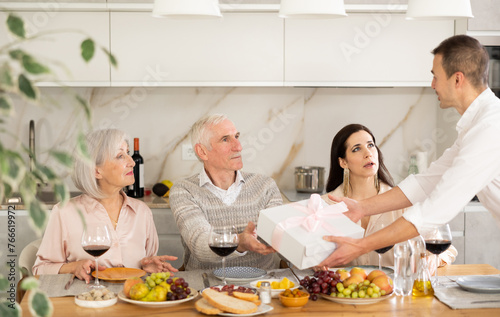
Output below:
[326,124,394,193]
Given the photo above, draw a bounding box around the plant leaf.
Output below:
[49,150,73,168]
[75,95,91,121]
[80,38,95,62]
[22,55,50,74]
[28,200,47,232]
[101,47,118,68]
[20,277,40,291]
[0,95,13,116]
[0,63,14,89]
[54,183,69,205]
[18,74,38,100]
[7,14,25,39]
[0,274,8,290]
[36,164,58,182]
[28,290,53,317]
[0,301,21,317]
[9,49,25,61]
[1,150,25,188]
[76,132,91,163]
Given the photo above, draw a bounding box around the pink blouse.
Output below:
[33,192,159,275]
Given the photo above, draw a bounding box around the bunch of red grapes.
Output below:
[299,270,342,301]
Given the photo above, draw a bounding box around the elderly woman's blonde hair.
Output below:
[72,129,130,199]
[190,114,228,155]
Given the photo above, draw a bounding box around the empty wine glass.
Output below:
[372,217,394,270]
[81,223,112,289]
[208,225,239,285]
[422,223,452,287]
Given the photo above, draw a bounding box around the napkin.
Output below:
[434,275,500,309]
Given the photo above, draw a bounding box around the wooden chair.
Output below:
[16,238,42,303]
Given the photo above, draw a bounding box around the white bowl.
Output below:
[74,296,117,308]
[250,278,299,298]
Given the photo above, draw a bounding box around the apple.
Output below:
[123,277,143,298]
[372,275,393,294]
[367,269,386,282]
[349,267,367,280]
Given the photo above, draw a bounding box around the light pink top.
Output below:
[32,192,159,275]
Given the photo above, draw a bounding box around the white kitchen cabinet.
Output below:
[284,14,454,86]
[0,11,110,86]
[468,0,500,32]
[109,12,284,86]
[151,209,184,270]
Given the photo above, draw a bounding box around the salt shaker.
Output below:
[393,240,413,296]
[259,281,271,304]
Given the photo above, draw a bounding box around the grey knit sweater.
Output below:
[169,172,283,271]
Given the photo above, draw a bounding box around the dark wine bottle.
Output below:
[128,138,144,198]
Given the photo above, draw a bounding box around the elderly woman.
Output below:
[33,129,178,283]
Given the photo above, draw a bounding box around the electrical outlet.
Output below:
[182,144,198,161]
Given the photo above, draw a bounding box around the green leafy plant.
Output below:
[0,12,116,316]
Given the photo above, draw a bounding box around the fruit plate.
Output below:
[92,267,146,281]
[213,267,267,282]
[320,292,394,305]
[218,304,274,317]
[117,288,198,307]
[456,276,500,293]
[249,278,299,298]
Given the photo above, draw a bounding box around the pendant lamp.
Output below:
[279,0,347,19]
[406,0,473,20]
[152,0,222,19]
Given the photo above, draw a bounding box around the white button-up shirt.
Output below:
[401,88,500,232]
[199,168,245,206]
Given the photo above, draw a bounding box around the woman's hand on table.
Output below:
[141,255,179,273]
[60,259,107,284]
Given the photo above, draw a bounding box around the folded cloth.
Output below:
[434,275,500,309]
[38,274,123,297]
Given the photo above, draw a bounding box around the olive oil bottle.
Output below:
[412,253,434,297]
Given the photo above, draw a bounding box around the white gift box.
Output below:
[257,194,365,269]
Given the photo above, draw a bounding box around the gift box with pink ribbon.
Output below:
[256,194,365,269]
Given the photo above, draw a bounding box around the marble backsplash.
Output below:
[5,86,460,193]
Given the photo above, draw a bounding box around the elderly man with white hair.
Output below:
[169,114,283,271]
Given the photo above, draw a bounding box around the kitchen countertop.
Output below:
[0,194,170,210]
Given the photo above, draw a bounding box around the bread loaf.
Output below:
[195,298,222,315]
[232,291,259,302]
[202,289,258,314]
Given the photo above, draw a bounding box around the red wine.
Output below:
[375,245,393,254]
[128,138,144,198]
[209,244,238,257]
[425,239,451,254]
[83,245,110,257]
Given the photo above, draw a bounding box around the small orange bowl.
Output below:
[279,290,309,308]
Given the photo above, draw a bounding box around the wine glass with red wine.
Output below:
[372,217,394,270]
[81,223,112,289]
[208,225,239,285]
[423,223,452,286]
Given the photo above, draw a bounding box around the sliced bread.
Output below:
[202,288,258,314]
[195,298,222,315]
[232,291,259,302]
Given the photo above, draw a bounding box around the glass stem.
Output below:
[434,254,439,286]
[379,254,382,270]
[222,257,227,285]
[94,257,99,286]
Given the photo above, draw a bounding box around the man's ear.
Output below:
[194,143,208,161]
[454,71,465,87]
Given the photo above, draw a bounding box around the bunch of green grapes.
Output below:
[145,272,171,289]
[330,280,385,299]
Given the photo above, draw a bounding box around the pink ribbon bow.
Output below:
[271,194,347,250]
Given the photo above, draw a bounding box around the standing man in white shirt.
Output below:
[319,34,500,268]
[169,114,283,271]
